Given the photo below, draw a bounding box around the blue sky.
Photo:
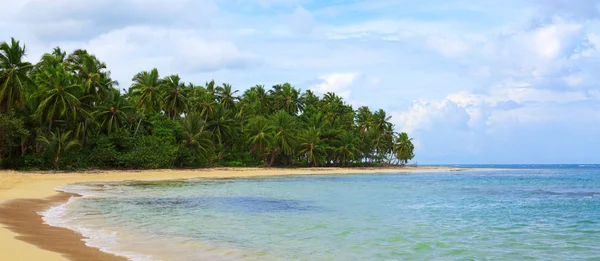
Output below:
[1,0,599,164]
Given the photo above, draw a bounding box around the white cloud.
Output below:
[392,99,471,134]
[310,73,359,99]
[17,0,219,40]
[174,34,262,72]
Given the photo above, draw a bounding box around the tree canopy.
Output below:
[0,38,415,170]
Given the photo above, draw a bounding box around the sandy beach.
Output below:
[0,166,470,261]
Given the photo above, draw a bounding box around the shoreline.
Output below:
[0,166,480,261]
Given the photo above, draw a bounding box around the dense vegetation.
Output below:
[0,38,415,170]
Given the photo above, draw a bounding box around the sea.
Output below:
[42,165,600,260]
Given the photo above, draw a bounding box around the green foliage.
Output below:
[36,130,80,169]
[88,136,120,168]
[119,135,178,169]
[0,37,416,170]
[221,160,245,167]
[0,113,29,158]
[11,154,47,170]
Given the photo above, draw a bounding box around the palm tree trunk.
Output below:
[54,154,60,169]
[269,150,278,167]
[81,119,88,146]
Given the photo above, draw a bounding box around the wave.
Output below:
[531,189,600,197]
[40,184,157,261]
[40,183,264,261]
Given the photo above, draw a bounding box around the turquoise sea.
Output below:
[44,165,600,260]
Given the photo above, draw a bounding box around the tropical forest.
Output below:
[0,38,415,170]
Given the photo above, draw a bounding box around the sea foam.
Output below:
[40,183,157,261]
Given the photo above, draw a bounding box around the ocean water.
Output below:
[43,166,600,260]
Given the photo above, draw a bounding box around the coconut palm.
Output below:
[298,127,325,167]
[36,47,66,71]
[130,68,161,114]
[66,49,114,100]
[334,131,360,167]
[253,84,270,114]
[355,106,372,135]
[215,83,239,111]
[207,105,235,146]
[268,110,297,166]
[270,83,303,115]
[184,83,206,113]
[160,74,187,119]
[36,129,80,169]
[394,132,415,165]
[130,68,161,134]
[35,64,81,129]
[0,38,34,113]
[245,115,273,163]
[370,109,393,161]
[198,92,217,121]
[180,113,213,159]
[94,89,133,134]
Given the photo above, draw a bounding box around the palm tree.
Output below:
[270,83,303,115]
[300,89,319,104]
[394,132,415,165]
[246,116,273,164]
[298,127,325,167]
[207,105,235,146]
[0,38,34,113]
[253,84,270,114]
[94,89,133,134]
[130,68,161,114]
[160,74,187,119]
[370,109,393,162]
[268,110,297,166]
[72,98,94,145]
[130,68,161,134]
[36,129,80,169]
[356,106,372,135]
[215,83,238,111]
[180,113,213,160]
[334,131,360,167]
[66,49,113,100]
[322,92,350,126]
[184,83,206,113]
[198,92,217,121]
[36,47,66,71]
[205,80,216,97]
[35,64,81,129]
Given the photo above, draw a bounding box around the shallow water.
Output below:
[45,167,600,260]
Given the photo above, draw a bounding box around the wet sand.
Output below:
[0,193,127,261]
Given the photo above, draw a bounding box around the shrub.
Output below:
[119,135,178,169]
[221,160,245,167]
[88,136,120,168]
[175,146,208,168]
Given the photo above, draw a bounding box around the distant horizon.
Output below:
[421,163,600,166]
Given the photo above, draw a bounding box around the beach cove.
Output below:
[0,166,467,261]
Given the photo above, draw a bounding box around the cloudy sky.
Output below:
[2,0,600,164]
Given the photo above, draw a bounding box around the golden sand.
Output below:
[0,166,469,261]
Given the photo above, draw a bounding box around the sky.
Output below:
[1,0,599,164]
